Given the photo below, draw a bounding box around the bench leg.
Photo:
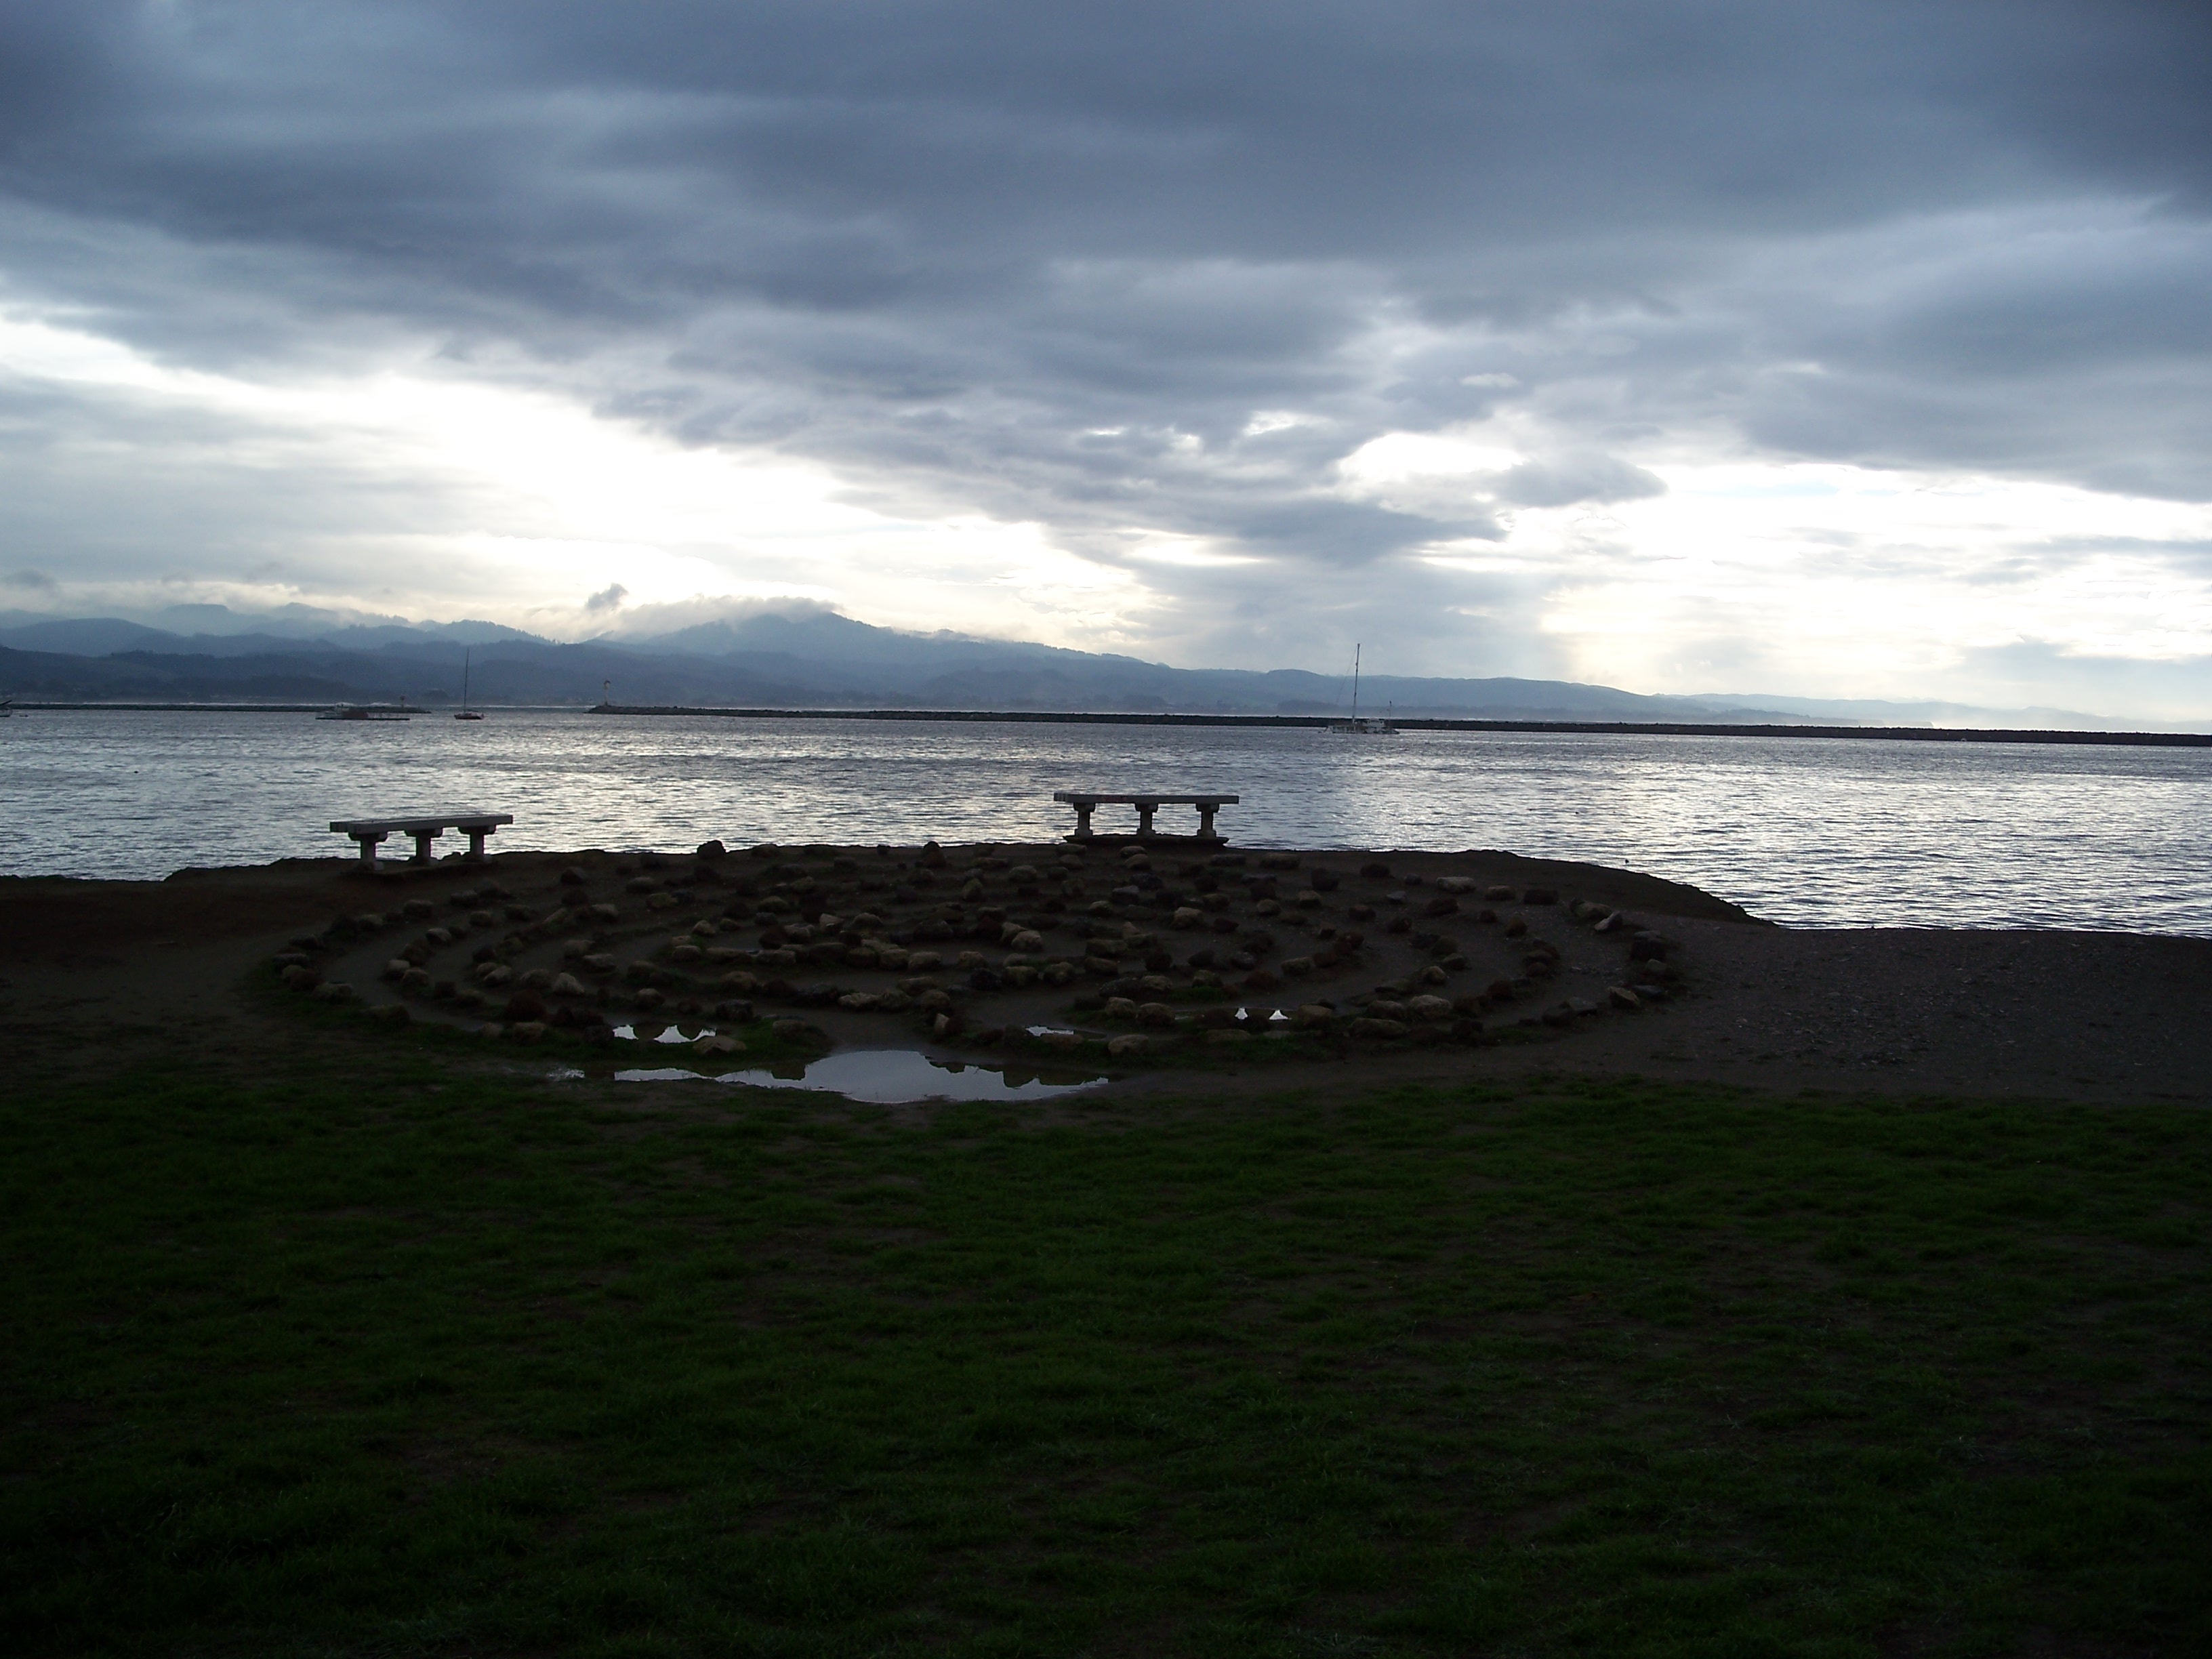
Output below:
[1134,802,1158,838]
[1070,803,1094,840]
[411,829,440,864]
[1195,804,1219,840]
[465,827,491,861]
[352,832,386,866]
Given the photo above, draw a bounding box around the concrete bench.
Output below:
[330,813,514,866]
[1052,792,1239,845]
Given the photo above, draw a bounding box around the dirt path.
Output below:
[4,846,2206,1104]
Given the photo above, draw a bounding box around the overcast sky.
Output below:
[2,1,2209,716]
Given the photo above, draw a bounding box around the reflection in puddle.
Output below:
[609,1023,707,1044]
[613,1048,1107,1103]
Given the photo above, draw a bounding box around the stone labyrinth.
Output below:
[274,839,1689,1065]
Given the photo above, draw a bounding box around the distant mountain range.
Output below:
[0,603,2150,729]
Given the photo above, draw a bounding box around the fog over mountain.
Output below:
[1,4,2208,721]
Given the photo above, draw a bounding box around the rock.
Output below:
[1568,998,1599,1017]
[503,990,548,1022]
[403,898,435,920]
[1292,1004,1334,1027]
[283,964,321,991]
[313,981,356,1003]
[634,987,664,1009]
[1407,994,1454,1021]
[1281,956,1315,977]
[380,958,410,981]
[1416,965,1450,987]
[1254,899,1282,917]
[1424,895,1460,917]
[510,1021,548,1042]
[1041,962,1076,985]
[1205,1028,1256,1045]
[590,903,619,921]
[1435,876,1474,894]
[696,839,727,861]
[694,1033,745,1055]
[647,892,679,912]
[478,1022,504,1040]
[1607,985,1643,1010]
[714,998,756,1021]
[626,876,658,894]
[1136,1002,1176,1027]
[1039,1030,1084,1049]
[1010,930,1044,954]
[1366,1000,1409,1021]
[838,991,881,1010]
[1361,861,1391,878]
[1631,982,1670,1001]
[671,944,703,964]
[519,968,554,991]
[547,972,585,997]
[1630,934,1672,962]
[400,967,432,993]
[559,865,588,886]
[1483,885,1515,901]
[1347,1017,1408,1040]
[1294,889,1322,907]
[370,1002,410,1026]
[1347,904,1376,922]
[1107,1033,1149,1057]
[1385,916,1412,935]
[1103,996,1140,1020]
[771,1017,819,1042]
[1244,969,1282,992]
[1594,912,1624,933]
[1503,918,1528,939]
[1172,906,1204,929]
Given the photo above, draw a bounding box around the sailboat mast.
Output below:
[1352,644,1361,714]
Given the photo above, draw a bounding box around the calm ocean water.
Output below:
[3,709,2208,935]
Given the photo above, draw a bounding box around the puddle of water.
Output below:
[609,1023,714,1044]
[614,1048,1107,1103]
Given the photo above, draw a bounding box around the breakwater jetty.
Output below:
[589,704,2212,747]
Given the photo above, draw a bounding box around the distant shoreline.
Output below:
[7,701,2209,746]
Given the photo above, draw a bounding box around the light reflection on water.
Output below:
[3,708,2208,934]
[615,1048,1107,1103]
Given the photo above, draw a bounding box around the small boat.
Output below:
[455,648,484,720]
[1328,645,1397,734]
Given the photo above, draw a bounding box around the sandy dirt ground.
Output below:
[3,841,2207,1105]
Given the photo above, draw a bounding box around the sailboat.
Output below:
[454,648,485,720]
[1329,644,1396,734]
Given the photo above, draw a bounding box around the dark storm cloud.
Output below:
[1,0,2209,620]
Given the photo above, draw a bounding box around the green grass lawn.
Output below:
[3,1036,2207,1656]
